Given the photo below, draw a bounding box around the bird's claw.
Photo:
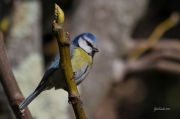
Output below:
[19,109,25,116]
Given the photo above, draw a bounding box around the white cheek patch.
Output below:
[78,38,92,53]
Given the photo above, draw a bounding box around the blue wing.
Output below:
[37,45,77,87]
[19,45,78,110]
[42,55,60,81]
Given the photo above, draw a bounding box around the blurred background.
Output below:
[1,0,180,119]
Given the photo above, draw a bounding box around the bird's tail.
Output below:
[19,84,47,110]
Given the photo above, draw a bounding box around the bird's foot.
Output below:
[19,109,25,116]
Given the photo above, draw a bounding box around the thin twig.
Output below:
[0,32,33,119]
[53,20,87,119]
[128,12,180,60]
[53,4,87,119]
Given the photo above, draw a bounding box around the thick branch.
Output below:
[53,21,87,119]
[0,32,33,119]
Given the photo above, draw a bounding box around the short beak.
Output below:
[93,48,99,52]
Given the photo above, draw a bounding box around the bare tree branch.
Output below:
[0,32,33,119]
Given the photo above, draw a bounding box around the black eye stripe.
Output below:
[81,35,94,48]
[86,41,93,48]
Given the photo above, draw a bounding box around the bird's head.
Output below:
[72,33,99,57]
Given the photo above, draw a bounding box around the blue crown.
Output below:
[72,33,98,47]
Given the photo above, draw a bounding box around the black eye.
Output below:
[86,41,93,48]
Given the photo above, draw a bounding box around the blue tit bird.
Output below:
[19,33,99,110]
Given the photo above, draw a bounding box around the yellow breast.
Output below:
[71,48,92,72]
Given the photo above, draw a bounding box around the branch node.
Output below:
[66,32,71,44]
[52,20,62,33]
[68,94,80,104]
[52,21,70,46]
